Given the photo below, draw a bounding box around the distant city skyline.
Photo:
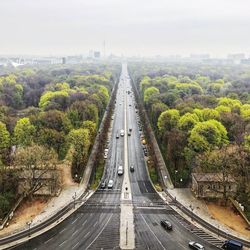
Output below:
[0,0,249,57]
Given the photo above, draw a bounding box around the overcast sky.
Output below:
[0,0,249,57]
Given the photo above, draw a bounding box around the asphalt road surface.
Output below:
[13,64,218,250]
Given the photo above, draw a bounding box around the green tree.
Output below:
[201,108,220,121]
[158,109,180,133]
[188,120,228,152]
[150,102,168,127]
[0,122,10,151]
[144,87,160,105]
[178,113,199,131]
[82,120,97,142]
[38,128,69,160]
[14,118,35,146]
[67,128,90,177]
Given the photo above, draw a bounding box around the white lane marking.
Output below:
[72,229,79,237]
[59,228,66,234]
[86,214,113,249]
[84,231,90,239]
[72,242,79,249]
[59,240,67,247]
[82,219,88,226]
[143,182,148,193]
[71,218,78,224]
[44,237,53,244]
[140,214,166,250]
[93,221,98,227]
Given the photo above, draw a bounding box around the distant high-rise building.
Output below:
[190,54,210,60]
[62,57,66,64]
[241,58,250,65]
[94,51,101,58]
[228,53,245,64]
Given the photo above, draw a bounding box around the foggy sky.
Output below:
[0,0,249,57]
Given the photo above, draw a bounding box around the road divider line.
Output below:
[120,64,135,249]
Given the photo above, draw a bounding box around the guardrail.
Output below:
[167,192,250,248]
[0,198,73,246]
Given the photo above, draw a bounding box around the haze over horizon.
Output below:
[0,0,249,57]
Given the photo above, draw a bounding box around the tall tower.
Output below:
[103,40,106,58]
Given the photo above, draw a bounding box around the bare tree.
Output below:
[13,144,60,198]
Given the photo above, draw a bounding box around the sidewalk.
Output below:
[31,184,87,227]
[166,188,250,241]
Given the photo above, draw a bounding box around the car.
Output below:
[120,129,125,136]
[104,153,108,159]
[100,180,106,189]
[107,180,114,189]
[116,133,119,139]
[129,127,132,132]
[111,115,114,120]
[130,165,135,172]
[118,165,123,175]
[188,241,204,250]
[160,220,172,230]
[128,130,131,136]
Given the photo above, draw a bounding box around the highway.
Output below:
[13,64,219,250]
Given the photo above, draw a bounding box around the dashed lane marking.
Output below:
[140,214,166,250]
[72,242,79,249]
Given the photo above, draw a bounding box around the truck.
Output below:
[222,240,243,250]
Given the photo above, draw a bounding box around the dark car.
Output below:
[130,165,135,172]
[188,241,204,250]
[100,180,106,189]
[160,220,172,230]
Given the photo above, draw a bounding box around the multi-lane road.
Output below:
[13,64,219,250]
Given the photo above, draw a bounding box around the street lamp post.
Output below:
[174,170,178,187]
[72,192,77,209]
[189,205,194,221]
[26,220,32,245]
[180,178,183,188]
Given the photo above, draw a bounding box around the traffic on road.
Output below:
[14,64,221,250]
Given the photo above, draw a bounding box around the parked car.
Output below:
[130,165,135,172]
[188,241,204,250]
[107,180,114,189]
[160,220,172,230]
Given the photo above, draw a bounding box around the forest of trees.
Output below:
[129,62,250,218]
[0,63,120,219]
